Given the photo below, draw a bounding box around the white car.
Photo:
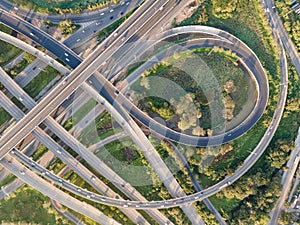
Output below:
[110,9,114,13]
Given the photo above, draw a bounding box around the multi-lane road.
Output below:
[0,0,295,223]
[0,21,284,211]
[0,1,269,151]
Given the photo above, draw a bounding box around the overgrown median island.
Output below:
[130,48,257,136]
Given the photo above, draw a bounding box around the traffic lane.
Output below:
[63,2,142,47]
[29,126,155,225]
[0,10,81,68]
[93,38,268,146]
[100,0,179,77]
[0,0,142,24]
[0,0,13,11]
[1,157,121,225]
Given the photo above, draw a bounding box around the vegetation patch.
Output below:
[0,40,22,67]
[0,108,12,127]
[276,0,300,52]
[132,48,254,136]
[0,185,69,225]
[4,53,36,79]
[23,66,60,98]
[170,0,292,224]
[8,0,118,14]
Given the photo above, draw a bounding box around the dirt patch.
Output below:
[173,1,199,24]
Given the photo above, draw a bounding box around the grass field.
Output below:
[0,25,22,67]
[0,109,12,127]
[71,98,98,125]
[5,53,36,79]
[23,66,60,98]
[0,41,22,68]
[0,185,69,225]
[8,0,110,13]
[78,112,114,147]
[133,49,253,131]
[173,0,282,223]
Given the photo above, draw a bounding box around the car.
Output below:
[56,149,62,154]
[30,162,35,167]
[30,32,34,36]
[64,52,69,57]
[86,195,91,199]
[88,80,93,84]
[110,16,114,20]
[96,21,101,26]
[100,12,105,16]
[66,58,70,62]
[41,171,45,175]
[18,97,23,102]
[19,170,25,175]
[123,204,128,207]
[32,66,36,70]
[14,6,18,10]
[11,150,15,154]
[91,175,96,181]
[77,188,81,192]
[7,160,12,164]
[115,90,120,95]
[76,38,80,42]
[110,9,114,13]
[126,2,130,5]
[120,1,125,5]
[120,12,124,15]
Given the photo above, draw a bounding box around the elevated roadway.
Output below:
[0,0,186,158]
[265,0,300,76]
[0,67,171,224]
[1,156,121,225]
[0,0,288,213]
[0,10,269,150]
[0,0,141,24]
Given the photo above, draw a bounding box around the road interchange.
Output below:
[0,0,290,220]
[0,22,286,211]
